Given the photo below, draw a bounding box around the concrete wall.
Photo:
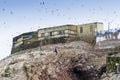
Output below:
[38,25,77,41]
[76,22,103,37]
[74,22,103,45]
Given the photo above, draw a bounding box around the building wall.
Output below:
[13,36,23,48]
[11,22,104,54]
[22,32,38,45]
[38,26,68,39]
[38,25,77,41]
[76,22,103,37]
[74,22,104,45]
[96,22,104,32]
[12,22,104,49]
[37,22,103,47]
[11,31,38,54]
[12,31,38,48]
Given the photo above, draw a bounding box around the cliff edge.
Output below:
[0,41,108,80]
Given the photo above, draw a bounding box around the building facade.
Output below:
[77,22,103,37]
[11,31,38,54]
[38,25,77,44]
[11,22,103,54]
[77,22,103,43]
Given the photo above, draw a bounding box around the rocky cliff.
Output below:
[0,41,115,80]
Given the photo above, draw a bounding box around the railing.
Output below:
[95,28,120,36]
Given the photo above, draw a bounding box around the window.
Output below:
[49,32,52,36]
[80,27,83,33]
[58,30,64,35]
[41,33,45,37]
[28,35,32,39]
[90,25,93,32]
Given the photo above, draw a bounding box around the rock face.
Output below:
[0,41,107,80]
[101,73,120,80]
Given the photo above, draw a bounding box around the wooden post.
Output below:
[39,41,43,55]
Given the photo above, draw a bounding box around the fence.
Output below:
[96,28,120,42]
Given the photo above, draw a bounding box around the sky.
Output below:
[0,0,120,60]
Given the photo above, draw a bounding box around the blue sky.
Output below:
[0,0,120,60]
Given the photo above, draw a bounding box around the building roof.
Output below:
[38,24,75,31]
[80,22,103,25]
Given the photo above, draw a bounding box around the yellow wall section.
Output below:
[76,22,103,37]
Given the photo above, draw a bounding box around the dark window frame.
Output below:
[80,27,83,33]
[58,30,64,35]
[49,32,53,36]
[41,33,45,37]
